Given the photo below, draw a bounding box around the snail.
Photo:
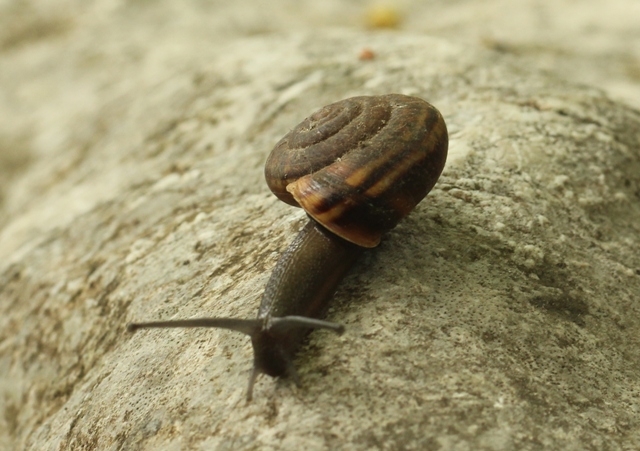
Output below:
[127,94,448,400]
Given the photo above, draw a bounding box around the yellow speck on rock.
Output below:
[365,4,402,29]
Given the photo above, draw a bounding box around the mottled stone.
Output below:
[1,3,639,451]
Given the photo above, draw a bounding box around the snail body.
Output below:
[128,94,448,400]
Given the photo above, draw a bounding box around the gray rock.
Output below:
[0,18,639,451]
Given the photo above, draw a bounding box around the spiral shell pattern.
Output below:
[265,94,448,248]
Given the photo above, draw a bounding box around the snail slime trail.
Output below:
[127,94,448,400]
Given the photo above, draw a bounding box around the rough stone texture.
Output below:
[1,1,639,451]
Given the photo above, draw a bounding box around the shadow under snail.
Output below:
[127,94,448,400]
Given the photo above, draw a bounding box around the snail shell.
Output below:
[265,94,448,248]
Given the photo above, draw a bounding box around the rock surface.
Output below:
[1,1,639,450]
